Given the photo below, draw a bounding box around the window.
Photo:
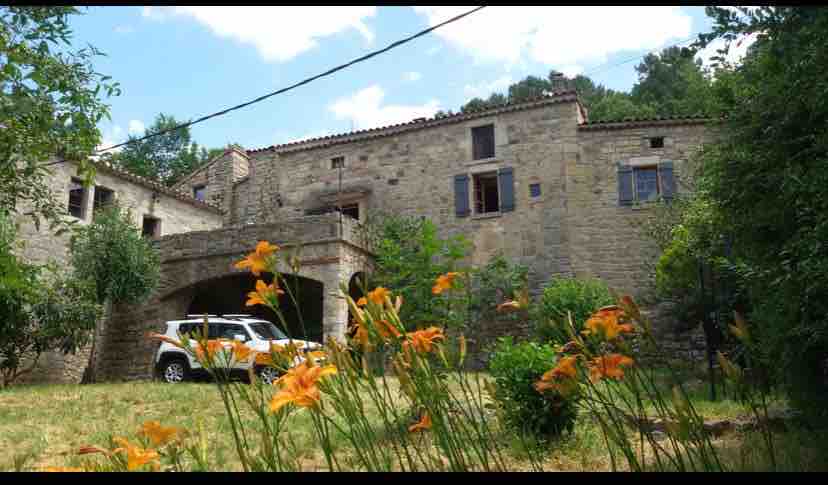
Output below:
[219,324,249,341]
[339,203,359,220]
[473,172,500,214]
[248,322,288,340]
[331,156,345,169]
[93,186,114,212]
[67,178,87,219]
[472,124,495,160]
[142,215,161,238]
[649,137,665,149]
[529,183,541,198]
[193,185,206,201]
[634,166,660,202]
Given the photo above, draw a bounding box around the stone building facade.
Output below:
[15,90,714,382]
[13,159,224,383]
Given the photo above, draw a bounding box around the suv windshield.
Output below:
[248,322,289,340]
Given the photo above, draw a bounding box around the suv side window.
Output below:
[219,323,249,341]
[208,323,222,339]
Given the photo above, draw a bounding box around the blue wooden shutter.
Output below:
[498,167,514,212]
[659,160,675,201]
[454,174,470,217]
[618,163,634,206]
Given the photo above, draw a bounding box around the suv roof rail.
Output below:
[222,314,252,318]
[186,314,217,318]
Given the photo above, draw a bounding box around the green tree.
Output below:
[668,6,828,417]
[631,46,715,116]
[110,113,209,186]
[0,6,119,231]
[0,211,101,387]
[70,204,160,383]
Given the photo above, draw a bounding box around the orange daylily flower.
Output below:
[112,437,160,471]
[235,241,280,277]
[535,355,580,396]
[230,340,253,363]
[432,272,460,295]
[139,421,182,447]
[246,279,284,307]
[367,287,390,306]
[195,339,226,362]
[403,327,445,355]
[496,287,530,313]
[147,332,184,349]
[269,362,337,413]
[409,412,432,433]
[583,306,634,340]
[356,297,368,307]
[588,353,635,382]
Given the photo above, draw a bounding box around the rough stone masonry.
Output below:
[16,90,714,382]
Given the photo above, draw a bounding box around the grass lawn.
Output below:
[0,370,824,472]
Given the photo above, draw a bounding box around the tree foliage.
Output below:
[107,113,221,186]
[0,7,118,230]
[0,211,102,387]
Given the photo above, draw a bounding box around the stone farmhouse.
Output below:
[16,90,712,382]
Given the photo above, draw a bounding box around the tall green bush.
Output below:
[532,278,614,345]
[488,337,577,439]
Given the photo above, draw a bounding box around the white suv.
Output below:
[154,314,321,385]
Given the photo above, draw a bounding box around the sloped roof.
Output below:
[577,114,713,131]
[247,90,580,155]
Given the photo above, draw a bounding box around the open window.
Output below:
[193,184,206,201]
[473,172,500,214]
[472,124,495,160]
[67,178,87,220]
[142,215,161,238]
[338,203,359,220]
[331,156,345,170]
[93,186,114,213]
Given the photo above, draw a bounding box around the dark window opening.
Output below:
[331,156,345,169]
[649,137,665,149]
[473,172,500,214]
[142,215,161,238]
[529,183,541,198]
[68,178,86,219]
[339,203,359,220]
[472,124,495,160]
[93,186,114,213]
[193,185,206,201]
[634,166,660,202]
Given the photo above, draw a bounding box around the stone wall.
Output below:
[13,159,223,384]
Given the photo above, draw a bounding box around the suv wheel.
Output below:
[257,366,281,385]
[160,357,189,384]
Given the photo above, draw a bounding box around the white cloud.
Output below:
[403,71,422,82]
[329,85,441,130]
[128,120,145,135]
[696,33,758,68]
[412,6,693,73]
[143,6,376,62]
[463,75,513,100]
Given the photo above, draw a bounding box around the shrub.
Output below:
[533,278,614,345]
[488,337,577,439]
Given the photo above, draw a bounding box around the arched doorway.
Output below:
[187,273,325,343]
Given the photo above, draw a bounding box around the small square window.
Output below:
[142,215,161,238]
[67,178,87,219]
[338,203,359,220]
[193,185,206,201]
[93,186,114,213]
[529,183,541,198]
[331,156,345,169]
[634,166,660,202]
[649,137,665,149]
[473,172,499,214]
[472,124,495,160]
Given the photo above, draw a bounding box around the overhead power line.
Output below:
[94,6,486,154]
[581,35,700,77]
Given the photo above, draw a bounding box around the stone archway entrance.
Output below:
[96,215,374,382]
[186,272,325,343]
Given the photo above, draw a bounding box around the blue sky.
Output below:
[67,6,727,153]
